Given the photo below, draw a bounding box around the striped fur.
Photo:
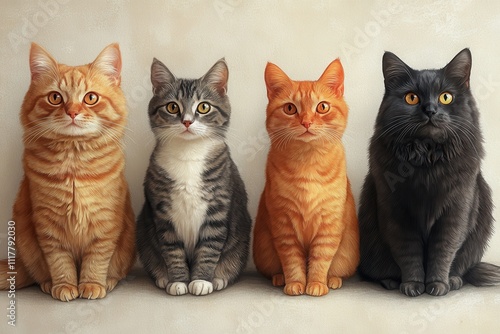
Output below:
[0,43,136,301]
[253,60,360,296]
[137,58,252,296]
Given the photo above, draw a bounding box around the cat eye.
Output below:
[283,103,297,115]
[316,102,330,114]
[83,92,99,105]
[47,92,63,105]
[404,92,420,105]
[166,102,180,114]
[439,92,453,105]
[197,102,211,114]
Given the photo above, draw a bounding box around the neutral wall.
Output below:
[1,0,499,264]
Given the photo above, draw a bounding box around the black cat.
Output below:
[358,48,500,297]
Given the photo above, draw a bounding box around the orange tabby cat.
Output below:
[253,59,359,296]
[0,43,135,301]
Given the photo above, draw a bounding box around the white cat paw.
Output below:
[188,280,214,296]
[155,277,169,289]
[166,282,188,296]
[212,278,228,291]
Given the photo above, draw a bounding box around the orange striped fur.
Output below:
[0,43,135,301]
[253,59,359,296]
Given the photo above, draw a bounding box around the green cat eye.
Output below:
[404,92,419,105]
[197,102,211,114]
[439,92,453,105]
[166,102,180,114]
[283,103,297,115]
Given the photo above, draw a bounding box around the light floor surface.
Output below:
[1,265,499,334]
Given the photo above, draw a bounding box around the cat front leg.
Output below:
[381,211,426,297]
[157,223,190,296]
[306,228,341,296]
[270,222,307,296]
[189,220,228,296]
[34,213,78,302]
[425,208,469,296]
[39,243,78,301]
[79,233,118,299]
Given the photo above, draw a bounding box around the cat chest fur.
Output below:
[155,140,212,258]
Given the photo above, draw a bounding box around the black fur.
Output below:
[358,49,500,297]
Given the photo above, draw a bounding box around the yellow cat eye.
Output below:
[404,92,420,105]
[316,102,330,114]
[197,102,211,114]
[47,91,63,105]
[439,92,453,105]
[83,92,99,105]
[166,102,180,114]
[283,103,297,115]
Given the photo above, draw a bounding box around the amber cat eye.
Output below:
[439,92,453,105]
[166,102,180,114]
[197,102,211,114]
[404,92,419,105]
[316,102,330,114]
[83,92,99,105]
[48,92,63,105]
[283,103,297,115]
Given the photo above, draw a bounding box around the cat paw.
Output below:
[306,282,329,296]
[155,277,169,289]
[51,283,78,302]
[79,282,107,299]
[449,276,463,291]
[212,278,228,291]
[381,279,399,290]
[272,274,285,287]
[188,280,214,296]
[40,281,52,295]
[283,282,305,296]
[106,278,119,292]
[426,281,449,296]
[400,281,425,297]
[166,282,188,296]
[327,277,343,290]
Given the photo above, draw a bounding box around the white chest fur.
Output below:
[155,138,215,258]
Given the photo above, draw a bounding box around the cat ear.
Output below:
[29,43,59,81]
[264,62,292,99]
[318,58,344,96]
[444,48,472,88]
[91,43,122,85]
[200,58,229,96]
[382,51,413,85]
[151,58,176,94]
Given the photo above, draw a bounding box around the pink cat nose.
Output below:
[66,110,79,119]
[302,121,312,129]
[183,121,192,128]
[65,103,80,119]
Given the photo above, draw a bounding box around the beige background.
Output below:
[0,1,499,333]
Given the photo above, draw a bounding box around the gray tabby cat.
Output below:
[137,58,252,296]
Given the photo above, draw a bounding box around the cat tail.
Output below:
[464,262,500,286]
[0,258,35,290]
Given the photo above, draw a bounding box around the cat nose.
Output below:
[423,104,437,117]
[302,121,312,129]
[183,120,192,128]
[66,110,79,119]
[65,103,80,119]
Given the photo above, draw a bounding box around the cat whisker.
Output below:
[375,116,416,141]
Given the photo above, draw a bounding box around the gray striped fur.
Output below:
[137,58,252,296]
